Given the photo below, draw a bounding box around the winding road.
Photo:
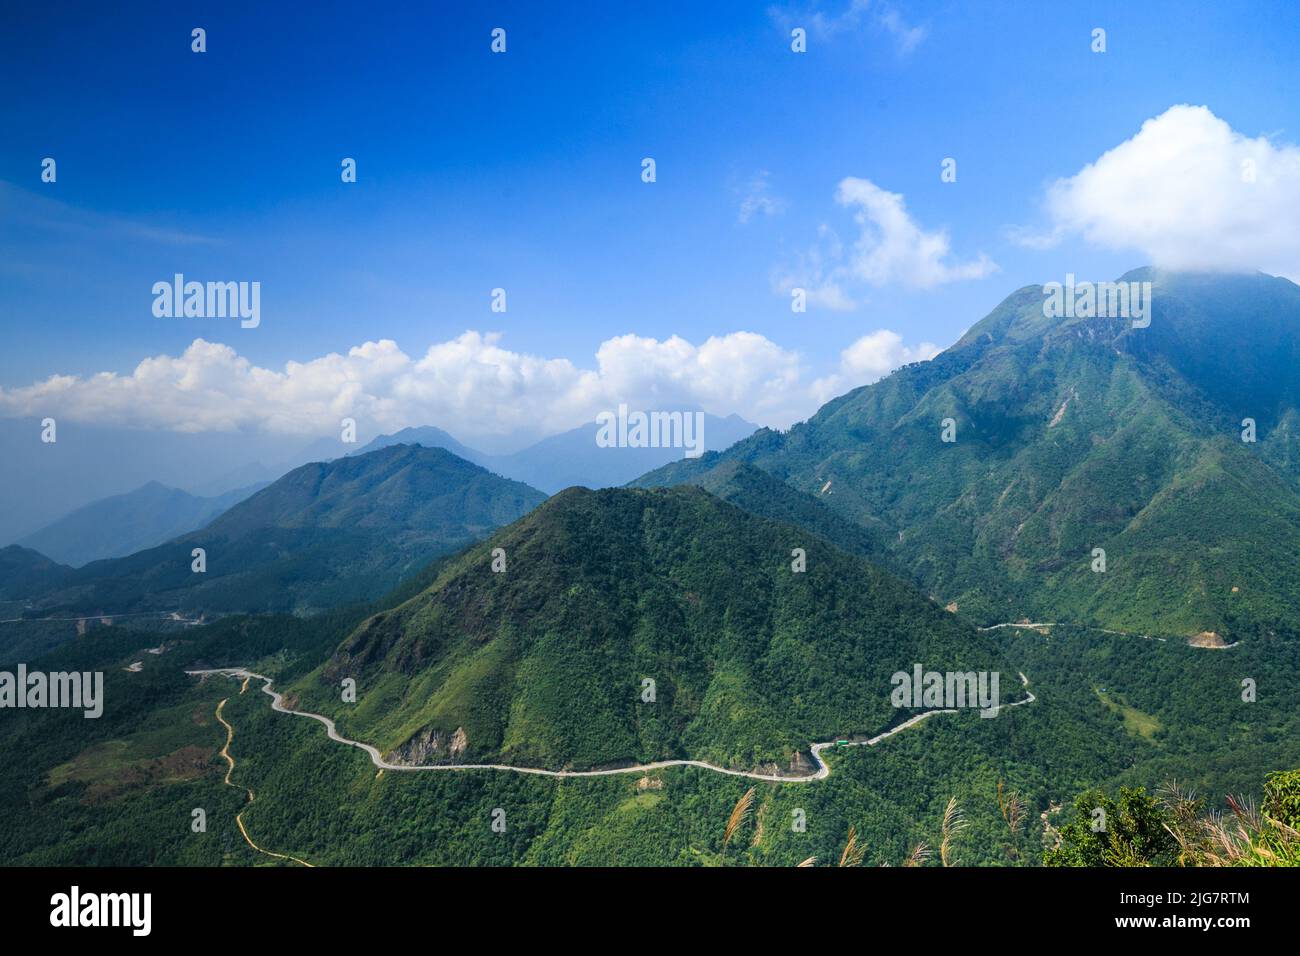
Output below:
[978,620,1237,649]
[215,695,315,867]
[189,668,1035,785]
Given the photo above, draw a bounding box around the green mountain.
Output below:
[295,485,1014,773]
[636,270,1300,642]
[16,445,548,617]
[15,480,266,567]
[630,458,889,564]
[0,545,71,601]
[352,426,486,466]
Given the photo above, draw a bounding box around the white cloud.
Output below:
[0,180,218,246]
[0,329,943,442]
[811,330,939,403]
[876,9,926,55]
[774,177,997,306]
[769,1,927,55]
[737,170,786,224]
[837,177,997,287]
[1021,104,1300,278]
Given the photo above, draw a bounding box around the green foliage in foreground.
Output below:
[1046,770,1300,867]
[1044,787,1176,867]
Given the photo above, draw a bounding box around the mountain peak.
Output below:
[635,267,1300,640]
[14,443,549,616]
[304,476,1008,772]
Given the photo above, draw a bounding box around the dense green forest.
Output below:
[2,608,1295,866]
[291,485,1015,772]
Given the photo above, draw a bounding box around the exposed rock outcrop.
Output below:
[386,725,470,765]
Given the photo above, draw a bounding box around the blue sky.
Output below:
[3,0,1299,444]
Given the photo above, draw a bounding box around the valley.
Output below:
[5,615,1292,867]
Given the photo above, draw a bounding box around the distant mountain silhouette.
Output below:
[9,444,547,617]
[17,481,266,567]
[356,413,759,494]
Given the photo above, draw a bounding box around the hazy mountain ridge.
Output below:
[8,445,548,618]
[15,481,267,568]
[0,545,72,602]
[353,414,760,494]
[351,426,487,467]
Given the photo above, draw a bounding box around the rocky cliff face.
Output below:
[385,725,470,765]
[788,750,815,775]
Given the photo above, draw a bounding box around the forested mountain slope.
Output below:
[8,445,548,617]
[298,485,1013,772]
[636,270,1300,641]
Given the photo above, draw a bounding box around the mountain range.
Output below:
[9,269,1297,649]
[635,270,1300,643]
[9,444,547,618]
[16,480,267,568]
[3,268,1299,868]
[0,409,756,555]
[0,421,320,545]
[350,413,759,494]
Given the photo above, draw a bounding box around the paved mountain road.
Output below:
[979,620,1237,648]
[189,669,1035,785]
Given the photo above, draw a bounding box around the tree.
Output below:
[1044,787,1176,866]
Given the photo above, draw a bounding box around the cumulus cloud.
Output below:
[811,329,940,403]
[774,177,997,306]
[1019,104,1300,278]
[836,177,998,287]
[0,329,943,442]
